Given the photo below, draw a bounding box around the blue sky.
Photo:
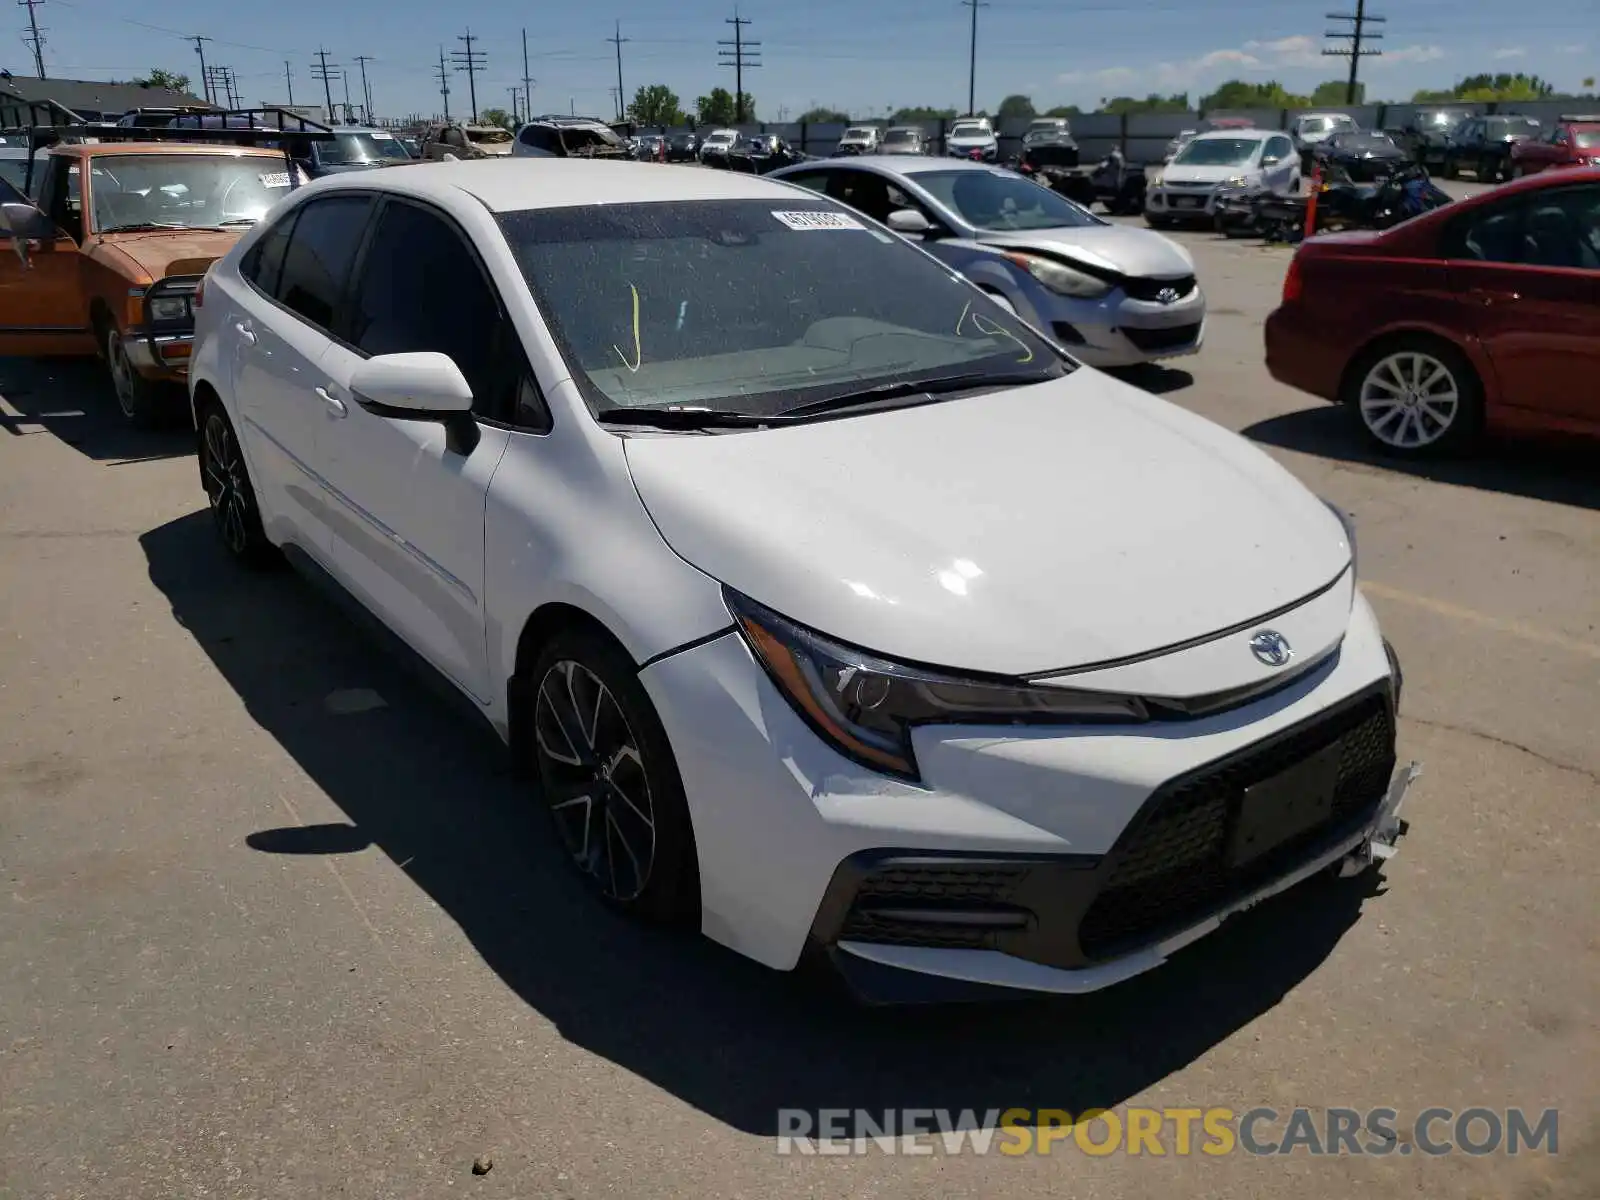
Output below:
[25,0,1595,121]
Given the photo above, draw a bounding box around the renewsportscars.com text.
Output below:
[775,1106,1559,1157]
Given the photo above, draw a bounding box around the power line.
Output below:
[311,47,339,120]
[1324,0,1385,104]
[18,0,45,78]
[354,54,374,122]
[606,20,630,122]
[190,34,212,104]
[960,0,989,116]
[717,11,760,124]
[434,46,451,121]
[451,27,485,121]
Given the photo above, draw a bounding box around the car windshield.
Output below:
[86,154,298,232]
[1335,133,1395,152]
[468,128,512,145]
[1173,137,1260,166]
[951,123,988,137]
[883,129,917,143]
[671,134,694,147]
[1498,117,1540,137]
[844,128,875,140]
[0,156,30,196]
[496,199,1066,418]
[320,132,407,164]
[1421,111,1462,128]
[913,168,1102,231]
[1573,128,1600,148]
[1302,117,1332,133]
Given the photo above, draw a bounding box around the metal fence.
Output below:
[631,99,1589,165]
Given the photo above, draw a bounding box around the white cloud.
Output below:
[1556,44,1588,55]
[1058,34,1387,93]
[1493,46,1527,60]
[1368,44,1447,68]
[1244,35,1324,68]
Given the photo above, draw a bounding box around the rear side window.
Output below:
[274,194,373,331]
[240,211,298,297]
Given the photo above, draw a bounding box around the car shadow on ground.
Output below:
[1109,363,1194,395]
[142,508,1387,1136]
[0,357,192,464]
[1244,404,1600,512]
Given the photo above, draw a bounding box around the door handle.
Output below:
[234,321,257,345]
[314,385,347,418]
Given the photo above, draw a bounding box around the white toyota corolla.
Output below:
[189,160,1415,1001]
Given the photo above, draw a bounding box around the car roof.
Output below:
[50,142,289,158]
[300,157,813,212]
[1192,128,1275,142]
[818,155,994,180]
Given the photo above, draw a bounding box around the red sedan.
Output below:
[1264,167,1600,457]
[1510,115,1600,177]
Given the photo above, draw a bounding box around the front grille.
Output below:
[1164,180,1215,190]
[1077,693,1395,959]
[1123,323,1202,352]
[838,861,1031,950]
[1123,275,1197,302]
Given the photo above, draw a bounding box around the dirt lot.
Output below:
[1,207,1596,1199]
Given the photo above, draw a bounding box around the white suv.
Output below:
[187,159,1413,1001]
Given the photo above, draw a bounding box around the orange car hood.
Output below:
[94,228,244,283]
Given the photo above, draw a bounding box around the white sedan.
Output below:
[188,159,1414,1001]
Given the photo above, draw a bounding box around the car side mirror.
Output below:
[887,208,933,235]
[0,200,56,268]
[350,351,480,454]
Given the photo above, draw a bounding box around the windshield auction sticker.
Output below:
[257,172,292,189]
[771,210,864,231]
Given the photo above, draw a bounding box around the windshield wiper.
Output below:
[594,406,778,430]
[98,222,190,233]
[780,368,1059,418]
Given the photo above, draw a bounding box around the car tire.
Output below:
[196,399,276,566]
[105,326,171,429]
[1344,336,1485,458]
[527,627,700,925]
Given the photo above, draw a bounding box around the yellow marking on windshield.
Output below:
[955,299,971,334]
[972,311,1034,363]
[611,283,642,373]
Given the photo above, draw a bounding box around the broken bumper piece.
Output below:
[1339,759,1419,877]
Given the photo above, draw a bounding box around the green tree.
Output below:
[479,107,512,130]
[628,84,684,127]
[798,106,852,123]
[1413,73,1557,103]
[1309,79,1364,105]
[135,67,191,92]
[1100,93,1189,114]
[891,105,958,122]
[1200,79,1308,110]
[996,94,1036,119]
[1043,104,1082,117]
[695,87,755,125]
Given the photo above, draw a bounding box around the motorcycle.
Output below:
[1028,148,1147,215]
[1214,162,1452,243]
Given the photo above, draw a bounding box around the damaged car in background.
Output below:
[512,115,630,160]
[772,156,1204,366]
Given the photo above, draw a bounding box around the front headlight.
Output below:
[1322,498,1358,578]
[1223,175,1253,188]
[1003,252,1112,299]
[726,589,1147,781]
[149,295,191,322]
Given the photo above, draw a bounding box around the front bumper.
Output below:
[1025,278,1206,368]
[949,145,999,162]
[639,589,1406,995]
[1146,182,1234,218]
[122,329,193,378]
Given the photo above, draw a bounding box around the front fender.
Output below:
[927,239,1040,324]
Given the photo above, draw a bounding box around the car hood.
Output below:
[1162,162,1259,185]
[948,133,997,145]
[623,371,1349,676]
[972,223,1195,278]
[93,229,242,282]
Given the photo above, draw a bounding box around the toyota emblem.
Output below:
[1249,630,1294,668]
[1155,286,1180,305]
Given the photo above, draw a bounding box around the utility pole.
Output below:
[451,28,485,121]
[434,47,451,121]
[960,0,988,116]
[521,28,534,119]
[606,20,630,122]
[717,11,761,124]
[18,0,45,79]
[354,55,374,122]
[312,49,338,122]
[283,60,294,105]
[508,86,520,125]
[1324,0,1384,104]
[191,35,213,104]
[340,67,353,123]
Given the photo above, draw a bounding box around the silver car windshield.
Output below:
[1173,137,1260,166]
[914,169,1104,231]
[496,199,1067,417]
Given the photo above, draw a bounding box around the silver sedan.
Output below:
[768,156,1205,368]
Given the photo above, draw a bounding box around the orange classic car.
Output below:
[0,139,308,426]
